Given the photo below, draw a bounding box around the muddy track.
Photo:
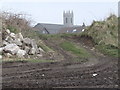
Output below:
[2,39,118,88]
[2,56,118,88]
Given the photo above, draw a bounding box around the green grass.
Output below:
[7,25,19,33]
[2,59,55,63]
[82,14,118,47]
[38,40,54,52]
[60,41,90,58]
[96,44,119,57]
[26,59,55,63]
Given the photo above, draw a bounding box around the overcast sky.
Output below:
[1,0,118,26]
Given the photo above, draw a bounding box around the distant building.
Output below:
[34,11,85,34]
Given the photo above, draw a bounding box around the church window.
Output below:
[71,18,72,23]
[66,18,67,23]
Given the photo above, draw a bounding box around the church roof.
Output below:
[34,23,64,34]
[34,23,84,34]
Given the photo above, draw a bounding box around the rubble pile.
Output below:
[0,29,44,59]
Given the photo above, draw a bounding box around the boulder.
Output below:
[31,39,39,53]
[0,47,4,53]
[37,54,42,57]
[0,32,2,46]
[15,33,23,41]
[5,29,10,34]
[23,38,31,45]
[5,36,10,41]
[31,39,37,48]
[0,55,2,59]
[13,39,22,46]
[3,40,9,46]
[4,53,12,58]
[16,49,26,58]
[5,36,14,43]
[38,47,44,53]
[24,46,30,54]
[4,44,20,55]
[10,33,16,39]
[29,48,36,55]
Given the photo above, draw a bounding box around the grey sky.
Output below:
[2,2,118,26]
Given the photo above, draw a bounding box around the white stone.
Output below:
[91,47,95,51]
[23,38,31,45]
[15,33,24,41]
[29,48,36,55]
[6,29,10,34]
[13,40,22,46]
[18,33,23,41]
[72,29,77,32]
[0,47,4,53]
[5,53,12,58]
[5,36,10,41]
[24,46,30,53]
[92,74,97,77]
[82,29,85,32]
[4,44,20,55]
[42,74,45,77]
[0,55,2,59]
[3,40,9,46]
[38,47,44,53]
[10,33,15,39]
[16,49,26,58]
[37,54,42,57]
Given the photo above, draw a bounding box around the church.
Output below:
[34,11,85,34]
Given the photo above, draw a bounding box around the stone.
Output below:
[0,32,2,46]
[5,36,10,41]
[5,29,10,34]
[31,39,39,53]
[38,47,44,53]
[23,38,31,45]
[4,53,12,58]
[10,33,16,39]
[31,39,37,48]
[16,49,26,58]
[3,40,9,46]
[13,40,22,46]
[29,48,36,55]
[37,54,42,57]
[0,47,4,53]
[24,46,30,53]
[4,44,20,55]
[15,33,23,41]
[92,73,98,77]
[0,55,2,59]
[5,36,14,43]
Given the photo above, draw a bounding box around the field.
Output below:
[2,36,118,88]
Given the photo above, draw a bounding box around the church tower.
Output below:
[63,11,73,27]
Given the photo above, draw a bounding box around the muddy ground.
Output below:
[1,36,119,89]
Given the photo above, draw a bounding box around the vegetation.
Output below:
[2,59,54,63]
[38,40,54,52]
[60,41,90,58]
[96,44,118,57]
[1,11,118,62]
[81,14,118,57]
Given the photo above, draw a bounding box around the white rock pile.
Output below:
[0,29,44,59]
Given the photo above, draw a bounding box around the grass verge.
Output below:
[2,58,55,63]
[60,41,90,58]
[96,44,119,57]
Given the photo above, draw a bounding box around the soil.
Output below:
[2,36,118,89]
